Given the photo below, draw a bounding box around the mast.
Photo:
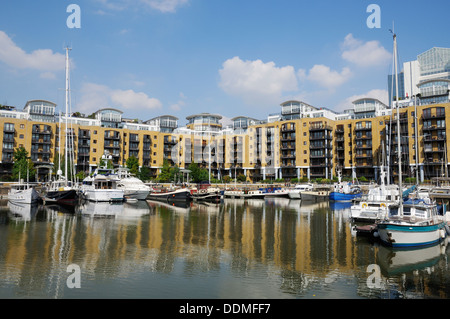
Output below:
[64,47,70,186]
[392,31,403,212]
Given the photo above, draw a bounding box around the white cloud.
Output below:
[336,89,389,111]
[169,92,187,111]
[141,0,189,13]
[95,0,188,13]
[78,82,162,114]
[341,33,391,67]
[218,56,298,106]
[0,30,66,78]
[306,64,352,89]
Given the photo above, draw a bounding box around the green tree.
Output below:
[126,156,140,176]
[187,163,210,183]
[158,159,180,182]
[138,166,151,182]
[12,147,36,181]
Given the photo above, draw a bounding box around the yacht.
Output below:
[350,167,400,222]
[288,183,314,199]
[81,168,124,202]
[116,168,150,201]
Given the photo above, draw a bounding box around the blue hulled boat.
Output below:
[329,170,362,202]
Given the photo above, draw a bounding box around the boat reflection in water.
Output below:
[4,195,450,299]
[330,201,352,211]
[7,201,39,222]
[370,239,449,298]
[79,200,151,218]
[146,199,191,214]
[376,239,448,277]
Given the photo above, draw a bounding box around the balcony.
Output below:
[422,112,446,120]
[309,125,333,131]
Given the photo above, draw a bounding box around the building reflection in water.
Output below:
[0,198,449,298]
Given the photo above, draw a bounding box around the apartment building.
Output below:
[1,98,449,184]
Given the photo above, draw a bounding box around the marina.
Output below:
[2,193,450,299]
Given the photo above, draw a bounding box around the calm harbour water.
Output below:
[1,197,450,299]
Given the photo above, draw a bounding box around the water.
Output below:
[1,197,450,299]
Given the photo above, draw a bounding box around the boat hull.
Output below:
[288,191,301,199]
[377,221,447,249]
[123,189,150,201]
[329,192,361,202]
[44,189,79,205]
[147,189,191,202]
[301,191,328,202]
[9,188,40,204]
[223,191,265,199]
[84,189,124,202]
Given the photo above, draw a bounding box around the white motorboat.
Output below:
[350,167,400,222]
[288,183,314,199]
[116,168,151,200]
[81,168,124,202]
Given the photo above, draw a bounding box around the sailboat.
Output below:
[375,31,447,248]
[43,47,79,205]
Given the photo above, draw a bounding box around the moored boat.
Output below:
[8,182,40,205]
[329,169,362,202]
[350,167,400,222]
[191,185,222,202]
[223,188,265,199]
[376,198,447,248]
[116,168,151,200]
[81,168,124,202]
[288,183,314,199]
[147,187,191,202]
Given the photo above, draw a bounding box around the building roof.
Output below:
[186,113,223,120]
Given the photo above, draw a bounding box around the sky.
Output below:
[0,0,449,126]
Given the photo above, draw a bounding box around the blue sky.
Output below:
[1,0,449,126]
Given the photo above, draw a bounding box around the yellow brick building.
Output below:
[1,99,449,184]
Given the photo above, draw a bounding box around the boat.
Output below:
[375,31,447,249]
[190,184,222,202]
[8,181,40,205]
[350,166,400,222]
[223,188,265,199]
[80,167,124,202]
[376,198,447,248]
[288,183,313,199]
[44,178,79,205]
[262,187,290,198]
[329,170,362,202]
[147,187,191,202]
[300,186,329,202]
[116,168,151,200]
[44,48,79,205]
